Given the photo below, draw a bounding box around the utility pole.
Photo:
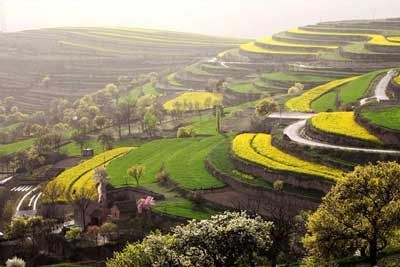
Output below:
[0,0,6,32]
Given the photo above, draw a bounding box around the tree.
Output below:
[143,111,158,137]
[41,181,63,218]
[255,98,278,117]
[119,98,136,136]
[127,165,145,186]
[3,96,15,113]
[97,130,115,152]
[79,117,90,134]
[99,222,118,244]
[68,187,94,230]
[94,115,107,130]
[106,83,120,104]
[303,162,400,266]
[71,131,89,152]
[2,200,14,228]
[106,212,273,267]
[65,227,82,242]
[5,216,31,250]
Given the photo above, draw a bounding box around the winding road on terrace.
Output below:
[360,71,391,105]
[283,120,400,154]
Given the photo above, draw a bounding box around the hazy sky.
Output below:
[4,0,400,38]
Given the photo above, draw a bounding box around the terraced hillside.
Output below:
[0,27,246,111]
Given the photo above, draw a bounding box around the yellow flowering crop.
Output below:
[232,133,343,182]
[285,76,359,112]
[163,92,223,111]
[310,112,381,144]
[47,147,134,201]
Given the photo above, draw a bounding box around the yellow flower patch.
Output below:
[232,133,343,182]
[285,76,359,112]
[310,112,381,144]
[163,92,223,111]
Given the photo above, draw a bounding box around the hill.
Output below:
[0,27,246,111]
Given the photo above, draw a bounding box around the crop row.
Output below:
[288,28,400,47]
[163,92,223,111]
[285,76,359,112]
[240,42,317,55]
[231,133,342,181]
[310,112,381,144]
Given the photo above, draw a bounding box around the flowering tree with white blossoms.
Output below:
[106,211,273,267]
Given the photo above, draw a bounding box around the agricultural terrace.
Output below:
[226,82,262,94]
[45,147,133,201]
[257,37,338,50]
[240,42,317,55]
[0,138,37,157]
[285,76,359,112]
[261,72,334,84]
[288,28,400,47]
[361,106,400,131]
[163,92,223,111]
[153,199,217,220]
[387,36,400,43]
[310,112,381,144]
[167,73,183,87]
[310,70,383,112]
[394,75,400,85]
[60,138,145,157]
[232,133,343,182]
[106,136,225,190]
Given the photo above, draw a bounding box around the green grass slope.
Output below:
[106,136,225,190]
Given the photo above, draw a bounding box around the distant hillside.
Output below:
[0,27,247,110]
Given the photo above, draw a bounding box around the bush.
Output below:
[6,257,26,267]
[107,212,273,267]
[255,98,278,117]
[177,126,196,138]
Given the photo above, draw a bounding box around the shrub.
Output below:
[65,227,82,242]
[6,257,26,267]
[107,212,273,267]
[255,98,278,117]
[177,126,196,138]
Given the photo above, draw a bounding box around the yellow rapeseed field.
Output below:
[394,75,400,85]
[289,28,400,47]
[44,147,134,202]
[240,42,317,55]
[285,76,359,112]
[310,112,381,143]
[232,133,343,181]
[257,37,338,49]
[163,92,223,111]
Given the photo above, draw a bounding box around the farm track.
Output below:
[284,120,400,154]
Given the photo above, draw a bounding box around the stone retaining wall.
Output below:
[205,160,320,212]
[230,153,333,193]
